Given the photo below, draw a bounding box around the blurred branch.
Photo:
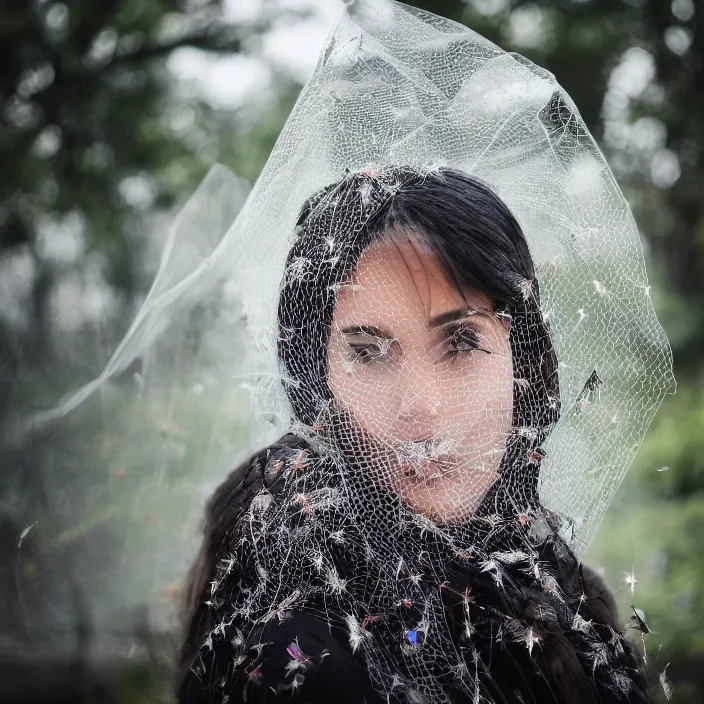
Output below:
[108,7,313,65]
[109,23,244,65]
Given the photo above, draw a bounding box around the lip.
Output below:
[399,455,456,483]
[417,459,446,481]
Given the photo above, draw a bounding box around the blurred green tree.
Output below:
[0,0,301,667]
[0,0,304,370]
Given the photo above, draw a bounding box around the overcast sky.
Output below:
[168,0,346,107]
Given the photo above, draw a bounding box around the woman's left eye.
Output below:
[447,327,480,354]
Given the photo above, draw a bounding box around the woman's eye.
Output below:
[447,327,480,354]
[349,343,383,364]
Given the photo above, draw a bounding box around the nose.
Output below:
[397,364,443,426]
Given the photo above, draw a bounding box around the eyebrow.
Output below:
[341,312,487,336]
[340,325,391,338]
[428,309,480,328]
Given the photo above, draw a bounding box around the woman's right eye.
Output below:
[349,343,383,364]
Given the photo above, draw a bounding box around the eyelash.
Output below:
[445,326,480,357]
[348,343,384,365]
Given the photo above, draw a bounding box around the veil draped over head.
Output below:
[39,1,674,702]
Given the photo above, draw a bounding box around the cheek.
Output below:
[328,349,397,431]
[491,355,514,415]
[444,355,513,434]
[328,338,369,416]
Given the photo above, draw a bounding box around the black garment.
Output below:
[183,609,381,703]
[177,436,650,704]
[181,588,621,704]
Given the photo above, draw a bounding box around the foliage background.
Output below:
[1,0,701,702]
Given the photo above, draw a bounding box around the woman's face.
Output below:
[328,232,513,523]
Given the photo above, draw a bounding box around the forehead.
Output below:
[334,232,492,318]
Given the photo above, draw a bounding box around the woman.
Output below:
[20,2,671,701]
[176,166,649,703]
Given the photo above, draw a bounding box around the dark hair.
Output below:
[277,166,559,510]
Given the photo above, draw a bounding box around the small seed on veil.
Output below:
[286,638,311,665]
[519,278,535,301]
[524,627,540,656]
[623,569,638,595]
[361,614,384,629]
[592,279,609,296]
[292,493,313,516]
[514,378,531,393]
[526,447,546,465]
[288,449,310,475]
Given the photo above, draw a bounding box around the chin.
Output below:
[398,482,482,525]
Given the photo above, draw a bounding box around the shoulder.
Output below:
[249,610,381,703]
[178,434,314,689]
[534,509,620,628]
[207,434,312,530]
[179,609,382,704]
[214,432,312,501]
[190,433,315,599]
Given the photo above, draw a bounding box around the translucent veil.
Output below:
[40,0,674,557]
[29,2,678,700]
